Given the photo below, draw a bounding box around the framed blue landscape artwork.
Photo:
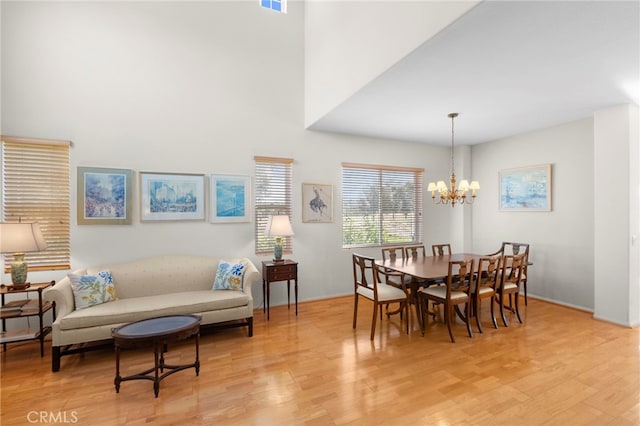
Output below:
[499,164,552,211]
[210,174,251,223]
[139,172,206,221]
[77,167,133,225]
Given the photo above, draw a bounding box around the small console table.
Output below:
[262,260,298,320]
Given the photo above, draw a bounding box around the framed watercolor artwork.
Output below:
[499,164,552,211]
[210,174,251,223]
[302,183,333,223]
[139,172,206,221]
[77,167,133,225]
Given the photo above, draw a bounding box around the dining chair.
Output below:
[381,246,405,262]
[352,253,410,340]
[380,246,411,284]
[473,255,501,333]
[496,254,526,326]
[418,258,474,343]
[379,246,413,321]
[487,242,530,305]
[431,243,452,256]
[404,244,427,259]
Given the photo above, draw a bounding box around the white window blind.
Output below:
[254,156,293,255]
[2,136,71,271]
[342,162,423,248]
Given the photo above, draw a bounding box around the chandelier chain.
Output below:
[427,112,479,206]
[451,113,455,176]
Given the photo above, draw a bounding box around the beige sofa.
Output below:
[44,255,259,372]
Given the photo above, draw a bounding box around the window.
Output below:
[260,0,286,13]
[254,156,293,255]
[342,162,423,248]
[2,136,71,271]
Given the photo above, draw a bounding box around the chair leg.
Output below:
[403,301,409,335]
[523,280,528,306]
[419,294,427,335]
[445,304,456,343]
[515,293,523,324]
[370,302,378,340]
[465,302,473,339]
[353,295,359,329]
[499,294,509,327]
[490,296,498,329]
[475,297,483,334]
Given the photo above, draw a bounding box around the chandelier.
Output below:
[427,112,479,206]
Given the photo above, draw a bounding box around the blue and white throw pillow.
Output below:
[68,270,116,310]
[213,261,246,291]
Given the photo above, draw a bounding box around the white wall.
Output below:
[304,0,478,128]
[0,1,450,311]
[630,105,640,326]
[593,104,640,326]
[471,119,595,310]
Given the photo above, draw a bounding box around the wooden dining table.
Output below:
[376,253,486,329]
[376,253,484,282]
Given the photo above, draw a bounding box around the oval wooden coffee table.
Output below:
[112,315,201,397]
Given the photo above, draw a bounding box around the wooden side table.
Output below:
[262,260,298,320]
[1,281,56,357]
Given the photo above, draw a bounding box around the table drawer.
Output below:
[267,266,296,281]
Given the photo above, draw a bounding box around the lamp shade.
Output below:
[0,222,48,254]
[264,215,294,237]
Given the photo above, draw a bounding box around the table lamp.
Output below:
[0,222,48,289]
[263,215,294,262]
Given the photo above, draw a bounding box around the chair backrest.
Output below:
[352,253,380,299]
[476,255,501,292]
[503,242,530,259]
[404,244,426,259]
[381,246,404,262]
[446,259,474,297]
[432,243,452,256]
[490,241,529,259]
[502,242,530,276]
[500,254,525,290]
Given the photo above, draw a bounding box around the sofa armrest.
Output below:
[241,258,260,298]
[44,276,75,320]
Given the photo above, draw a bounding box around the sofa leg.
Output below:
[52,346,61,372]
[247,317,253,337]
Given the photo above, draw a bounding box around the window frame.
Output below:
[1,136,71,272]
[260,0,287,13]
[254,156,293,256]
[342,162,424,249]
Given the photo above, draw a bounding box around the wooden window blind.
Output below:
[254,156,293,255]
[342,162,424,248]
[2,136,71,271]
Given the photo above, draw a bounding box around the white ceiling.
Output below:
[308,1,640,146]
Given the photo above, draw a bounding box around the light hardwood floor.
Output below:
[1,296,639,425]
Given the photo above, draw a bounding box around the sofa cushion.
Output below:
[58,290,249,330]
[68,270,116,310]
[212,260,246,290]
